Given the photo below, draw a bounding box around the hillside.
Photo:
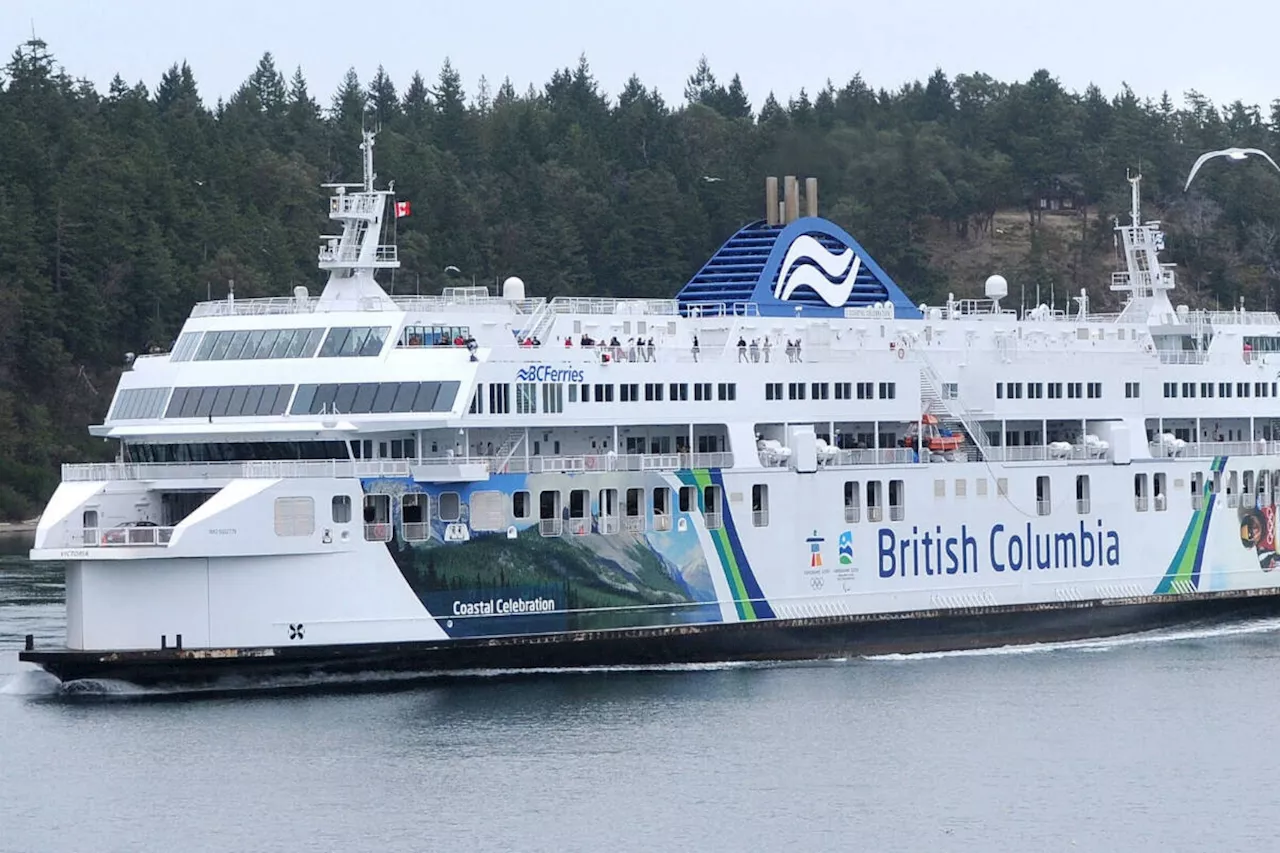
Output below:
[2,42,1280,517]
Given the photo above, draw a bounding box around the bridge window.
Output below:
[318,326,390,358]
[289,381,459,415]
[110,387,171,420]
[194,328,324,361]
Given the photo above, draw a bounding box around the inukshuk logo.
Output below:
[775,235,862,307]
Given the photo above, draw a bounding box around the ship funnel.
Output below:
[766,177,779,226]
[805,177,818,217]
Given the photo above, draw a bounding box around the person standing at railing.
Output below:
[763,337,772,363]
[737,336,747,362]
[691,335,700,362]
[646,337,656,362]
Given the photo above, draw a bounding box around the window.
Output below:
[1034,476,1050,516]
[1219,382,1232,398]
[542,383,564,413]
[1153,472,1168,511]
[752,484,769,527]
[168,385,294,418]
[401,494,429,540]
[717,383,736,401]
[1048,382,1063,399]
[594,383,615,402]
[516,382,537,414]
[620,383,639,402]
[1006,382,1022,399]
[471,385,484,413]
[331,495,352,524]
[694,383,711,401]
[1181,382,1196,398]
[670,383,688,401]
[866,481,883,522]
[653,487,671,531]
[811,382,829,400]
[996,383,1004,400]
[1238,382,1251,398]
[489,383,511,414]
[835,382,852,400]
[361,494,390,541]
[1027,382,1043,399]
[539,490,562,536]
[398,324,472,347]
[879,382,896,400]
[856,382,874,400]
[644,383,664,402]
[934,479,946,498]
[110,387,171,421]
[942,382,959,400]
[1124,382,1140,398]
[765,382,783,401]
[567,489,590,535]
[437,492,461,522]
[678,485,696,513]
[275,496,316,537]
[1075,475,1091,514]
[623,488,645,531]
[318,326,391,358]
[513,490,531,519]
[788,382,806,400]
[1163,382,1176,398]
[1087,382,1102,399]
[1134,473,1149,512]
[1200,382,1214,398]
[1067,382,1082,399]
[955,479,967,498]
[703,484,722,529]
[844,481,860,522]
[193,328,325,361]
[888,479,904,521]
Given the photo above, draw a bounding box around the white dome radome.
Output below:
[502,276,526,301]
[985,274,1008,300]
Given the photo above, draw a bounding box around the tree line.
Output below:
[1,39,1278,518]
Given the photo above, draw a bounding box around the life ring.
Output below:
[585,455,597,470]
[897,347,906,361]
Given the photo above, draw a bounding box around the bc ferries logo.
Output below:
[775,234,863,307]
[516,365,585,383]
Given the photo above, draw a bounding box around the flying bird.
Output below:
[1184,147,1280,191]
[700,175,724,183]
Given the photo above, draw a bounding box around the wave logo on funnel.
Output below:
[775,235,862,307]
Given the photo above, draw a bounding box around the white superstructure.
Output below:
[27,135,1280,662]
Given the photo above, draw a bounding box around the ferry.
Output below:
[20,133,1280,685]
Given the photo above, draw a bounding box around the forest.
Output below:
[2,38,1280,518]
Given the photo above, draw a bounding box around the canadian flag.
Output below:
[394,200,411,218]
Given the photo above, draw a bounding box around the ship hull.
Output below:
[21,587,1280,687]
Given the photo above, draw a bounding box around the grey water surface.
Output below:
[1,534,1277,853]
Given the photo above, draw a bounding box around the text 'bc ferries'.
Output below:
[21,132,1280,685]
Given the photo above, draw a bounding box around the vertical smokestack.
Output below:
[805,177,818,218]
[784,176,799,223]
[766,177,779,226]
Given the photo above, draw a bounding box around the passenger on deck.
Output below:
[565,337,573,347]
[794,338,803,362]
[763,337,772,363]
[785,340,796,362]
[749,339,760,363]
[691,335,700,362]
[646,338,656,362]
[737,336,747,362]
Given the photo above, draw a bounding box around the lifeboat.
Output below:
[903,414,966,453]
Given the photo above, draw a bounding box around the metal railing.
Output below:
[653,515,672,532]
[548,296,681,316]
[565,517,590,536]
[1134,496,1149,512]
[1149,440,1280,459]
[623,516,645,533]
[867,507,884,523]
[598,516,620,535]
[1037,500,1052,516]
[363,523,391,542]
[83,526,175,547]
[318,244,398,264]
[538,518,562,537]
[704,511,722,530]
[752,510,769,527]
[843,505,860,523]
[401,522,430,542]
[1076,499,1091,514]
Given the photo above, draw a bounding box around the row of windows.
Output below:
[472,382,737,414]
[842,479,907,522]
[183,328,326,362]
[317,326,391,358]
[110,387,170,420]
[1163,381,1278,399]
[290,381,460,415]
[125,441,350,463]
[997,381,1103,400]
[165,385,293,418]
[766,381,895,401]
[397,325,472,347]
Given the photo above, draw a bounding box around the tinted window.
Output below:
[252,330,279,359]
[352,383,379,413]
[371,383,398,412]
[319,328,349,357]
[211,386,235,417]
[291,384,317,415]
[412,382,441,412]
[334,383,359,413]
[435,381,460,412]
[269,329,295,358]
[242,385,264,415]
[391,382,418,412]
[310,383,339,414]
[339,327,370,357]
[284,329,312,359]
[227,386,248,415]
[193,387,217,417]
[360,327,389,356]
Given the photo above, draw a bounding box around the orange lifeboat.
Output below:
[903,414,966,453]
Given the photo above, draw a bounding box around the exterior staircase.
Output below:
[491,430,526,473]
[916,357,992,462]
[516,300,554,344]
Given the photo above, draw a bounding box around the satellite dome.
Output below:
[985,275,1008,300]
[502,276,525,300]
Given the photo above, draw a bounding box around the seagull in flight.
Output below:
[1184,147,1280,191]
[700,175,724,183]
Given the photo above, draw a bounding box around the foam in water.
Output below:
[0,666,63,696]
[864,616,1280,662]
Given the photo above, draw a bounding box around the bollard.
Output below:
[161,634,167,650]
[175,634,182,650]
[25,634,33,651]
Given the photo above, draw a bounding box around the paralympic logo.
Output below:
[774,234,862,307]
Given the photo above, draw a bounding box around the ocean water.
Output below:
[2,534,1279,853]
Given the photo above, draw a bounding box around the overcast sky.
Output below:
[4,0,1276,115]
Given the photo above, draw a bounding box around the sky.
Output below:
[3,0,1277,114]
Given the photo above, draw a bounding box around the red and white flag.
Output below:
[395,200,411,218]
